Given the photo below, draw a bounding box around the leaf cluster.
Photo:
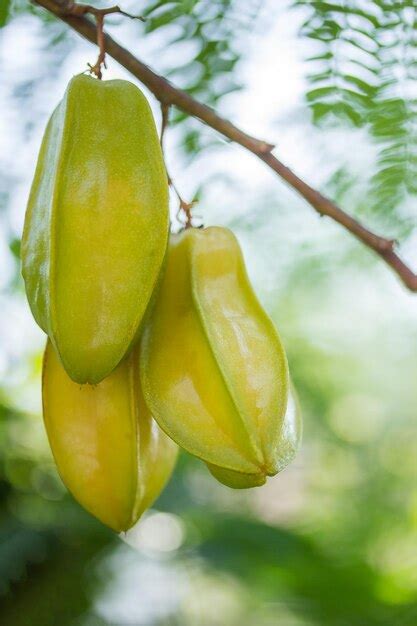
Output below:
[296,0,417,224]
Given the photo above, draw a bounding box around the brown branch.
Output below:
[32,0,417,291]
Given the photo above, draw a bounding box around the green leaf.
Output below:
[0,0,10,27]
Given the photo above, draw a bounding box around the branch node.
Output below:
[258,141,275,154]
[374,238,397,254]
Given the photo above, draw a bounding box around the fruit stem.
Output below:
[63,3,145,79]
[159,103,197,229]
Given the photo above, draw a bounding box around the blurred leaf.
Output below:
[0,0,10,27]
[8,238,21,261]
[297,0,417,229]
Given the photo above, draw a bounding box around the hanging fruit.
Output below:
[22,74,169,384]
[140,226,295,488]
[42,340,178,532]
[206,384,302,488]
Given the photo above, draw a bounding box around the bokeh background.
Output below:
[1,1,417,624]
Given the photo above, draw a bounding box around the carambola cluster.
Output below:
[21,74,302,532]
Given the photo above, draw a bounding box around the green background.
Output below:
[0,1,416,624]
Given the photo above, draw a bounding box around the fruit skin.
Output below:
[206,384,302,488]
[140,226,289,486]
[22,74,169,384]
[42,340,177,533]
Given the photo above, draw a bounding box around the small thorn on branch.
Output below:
[258,141,275,154]
[377,238,397,253]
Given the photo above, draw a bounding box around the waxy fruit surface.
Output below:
[43,341,177,532]
[207,385,302,488]
[22,75,169,384]
[140,226,293,487]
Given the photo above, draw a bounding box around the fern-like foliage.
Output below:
[296,0,417,228]
[142,0,263,153]
[370,2,417,217]
[296,0,379,126]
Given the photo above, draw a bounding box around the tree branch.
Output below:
[32,0,417,291]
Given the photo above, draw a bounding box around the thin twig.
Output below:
[160,102,170,150]
[32,0,417,291]
[64,2,144,20]
[88,12,105,78]
[63,3,144,78]
[160,103,195,228]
